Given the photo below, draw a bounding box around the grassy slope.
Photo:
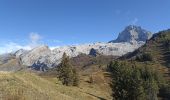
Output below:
[122,29,170,79]
[0,59,23,71]
[0,71,112,100]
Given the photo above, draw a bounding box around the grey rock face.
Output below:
[20,45,51,67]
[17,42,143,70]
[109,25,152,43]
[89,48,100,57]
[32,60,49,71]
[14,49,29,58]
[0,53,15,64]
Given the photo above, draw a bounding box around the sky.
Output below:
[0,0,170,54]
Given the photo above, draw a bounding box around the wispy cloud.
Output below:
[52,40,62,43]
[49,46,60,50]
[131,18,139,25]
[0,32,42,54]
[29,32,42,47]
[0,42,32,54]
[0,32,63,54]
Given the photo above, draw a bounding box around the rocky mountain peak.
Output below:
[31,45,50,52]
[109,25,152,43]
[20,45,51,67]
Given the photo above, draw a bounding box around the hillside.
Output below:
[121,29,170,78]
[0,71,112,100]
[38,29,170,100]
[104,29,170,99]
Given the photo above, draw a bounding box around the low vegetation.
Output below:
[109,30,170,100]
[135,53,153,62]
[0,71,112,100]
[107,61,167,100]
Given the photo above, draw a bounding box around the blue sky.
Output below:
[0,0,170,53]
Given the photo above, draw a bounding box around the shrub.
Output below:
[136,53,153,62]
[163,39,170,50]
[159,84,170,99]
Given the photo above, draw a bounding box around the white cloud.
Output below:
[0,32,42,54]
[29,32,42,47]
[49,46,60,50]
[0,42,32,54]
[0,32,63,54]
[52,40,62,43]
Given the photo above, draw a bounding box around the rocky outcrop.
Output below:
[109,25,152,43]
[16,42,143,70]
[89,48,99,57]
[20,46,52,66]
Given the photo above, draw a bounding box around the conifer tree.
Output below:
[108,61,161,100]
[72,68,79,86]
[58,53,79,86]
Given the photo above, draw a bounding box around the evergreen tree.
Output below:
[57,53,79,86]
[72,68,80,86]
[108,61,161,100]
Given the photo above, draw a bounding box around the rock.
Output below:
[14,49,28,58]
[32,60,49,71]
[0,53,15,64]
[109,25,152,43]
[19,42,143,70]
[21,45,51,67]
[89,48,100,57]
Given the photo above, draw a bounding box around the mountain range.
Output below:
[0,25,152,71]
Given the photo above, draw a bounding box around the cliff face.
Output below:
[109,25,152,43]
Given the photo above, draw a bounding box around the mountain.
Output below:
[109,25,152,43]
[121,29,170,78]
[18,42,142,71]
[0,25,152,71]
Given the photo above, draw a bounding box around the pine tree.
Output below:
[57,53,79,86]
[108,61,161,100]
[72,68,80,86]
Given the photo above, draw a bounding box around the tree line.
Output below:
[107,61,169,100]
